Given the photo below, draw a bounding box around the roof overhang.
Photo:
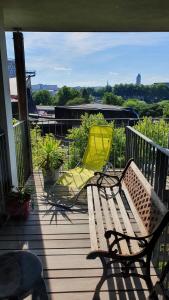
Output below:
[1,0,169,32]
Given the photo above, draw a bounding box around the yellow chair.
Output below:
[58,125,113,190]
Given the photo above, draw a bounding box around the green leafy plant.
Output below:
[112,127,126,168]
[134,117,169,147]
[32,133,65,172]
[8,186,32,204]
[13,118,19,125]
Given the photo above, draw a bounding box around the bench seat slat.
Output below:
[106,188,129,255]
[92,186,107,250]
[112,186,140,254]
[87,186,98,251]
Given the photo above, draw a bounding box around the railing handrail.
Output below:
[126,126,169,157]
[29,117,138,122]
[29,117,169,122]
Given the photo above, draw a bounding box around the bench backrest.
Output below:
[122,161,167,234]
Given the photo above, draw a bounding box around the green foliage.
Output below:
[113,83,169,102]
[112,127,126,168]
[54,86,80,106]
[31,129,65,171]
[163,104,169,117]
[134,117,169,147]
[123,99,147,114]
[32,90,53,105]
[8,186,32,204]
[158,101,169,117]
[140,103,163,117]
[67,113,114,168]
[102,92,124,106]
[123,99,165,117]
[81,88,90,100]
[13,118,19,125]
[105,84,112,93]
[66,97,90,106]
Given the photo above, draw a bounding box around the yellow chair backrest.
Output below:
[82,125,113,171]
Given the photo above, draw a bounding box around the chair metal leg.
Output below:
[32,277,48,300]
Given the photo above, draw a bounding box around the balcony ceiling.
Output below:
[1,0,169,32]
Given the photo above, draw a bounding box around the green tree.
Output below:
[54,86,80,105]
[81,88,90,100]
[134,117,169,147]
[32,90,53,105]
[105,83,112,93]
[162,103,169,117]
[140,103,163,117]
[66,97,86,106]
[113,83,169,102]
[123,99,147,115]
[102,92,124,105]
[158,100,169,117]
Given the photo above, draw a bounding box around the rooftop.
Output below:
[56,103,127,111]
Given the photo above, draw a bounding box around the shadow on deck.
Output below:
[0,171,155,300]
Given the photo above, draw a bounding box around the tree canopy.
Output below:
[113,83,169,102]
[54,86,80,106]
[32,90,53,105]
[102,92,124,106]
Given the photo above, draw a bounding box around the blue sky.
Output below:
[5,32,169,87]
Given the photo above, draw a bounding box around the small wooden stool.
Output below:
[0,251,48,300]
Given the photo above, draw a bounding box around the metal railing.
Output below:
[126,126,169,203]
[13,121,31,186]
[126,125,169,281]
[0,132,10,212]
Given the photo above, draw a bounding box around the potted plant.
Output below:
[34,133,65,184]
[6,186,32,219]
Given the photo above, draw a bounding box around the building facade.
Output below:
[136,73,141,85]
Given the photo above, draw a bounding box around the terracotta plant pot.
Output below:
[7,194,30,219]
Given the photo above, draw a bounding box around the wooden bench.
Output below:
[86,158,169,298]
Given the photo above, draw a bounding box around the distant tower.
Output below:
[136,73,141,85]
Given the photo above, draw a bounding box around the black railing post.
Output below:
[154,149,168,203]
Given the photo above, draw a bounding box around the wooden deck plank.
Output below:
[0,233,90,240]
[47,291,149,300]
[0,239,90,249]
[45,277,150,293]
[0,224,89,235]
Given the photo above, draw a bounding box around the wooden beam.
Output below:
[13,31,28,121]
[13,31,33,177]
[0,30,18,197]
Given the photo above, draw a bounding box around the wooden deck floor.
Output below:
[0,172,156,300]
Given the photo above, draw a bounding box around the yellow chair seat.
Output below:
[58,167,94,189]
[57,125,113,192]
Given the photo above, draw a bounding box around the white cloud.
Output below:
[109,72,119,76]
[65,32,169,55]
[54,66,72,71]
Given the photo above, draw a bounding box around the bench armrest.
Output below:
[105,230,153,240]
[105,230,153,251]
[94,172,120,187]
